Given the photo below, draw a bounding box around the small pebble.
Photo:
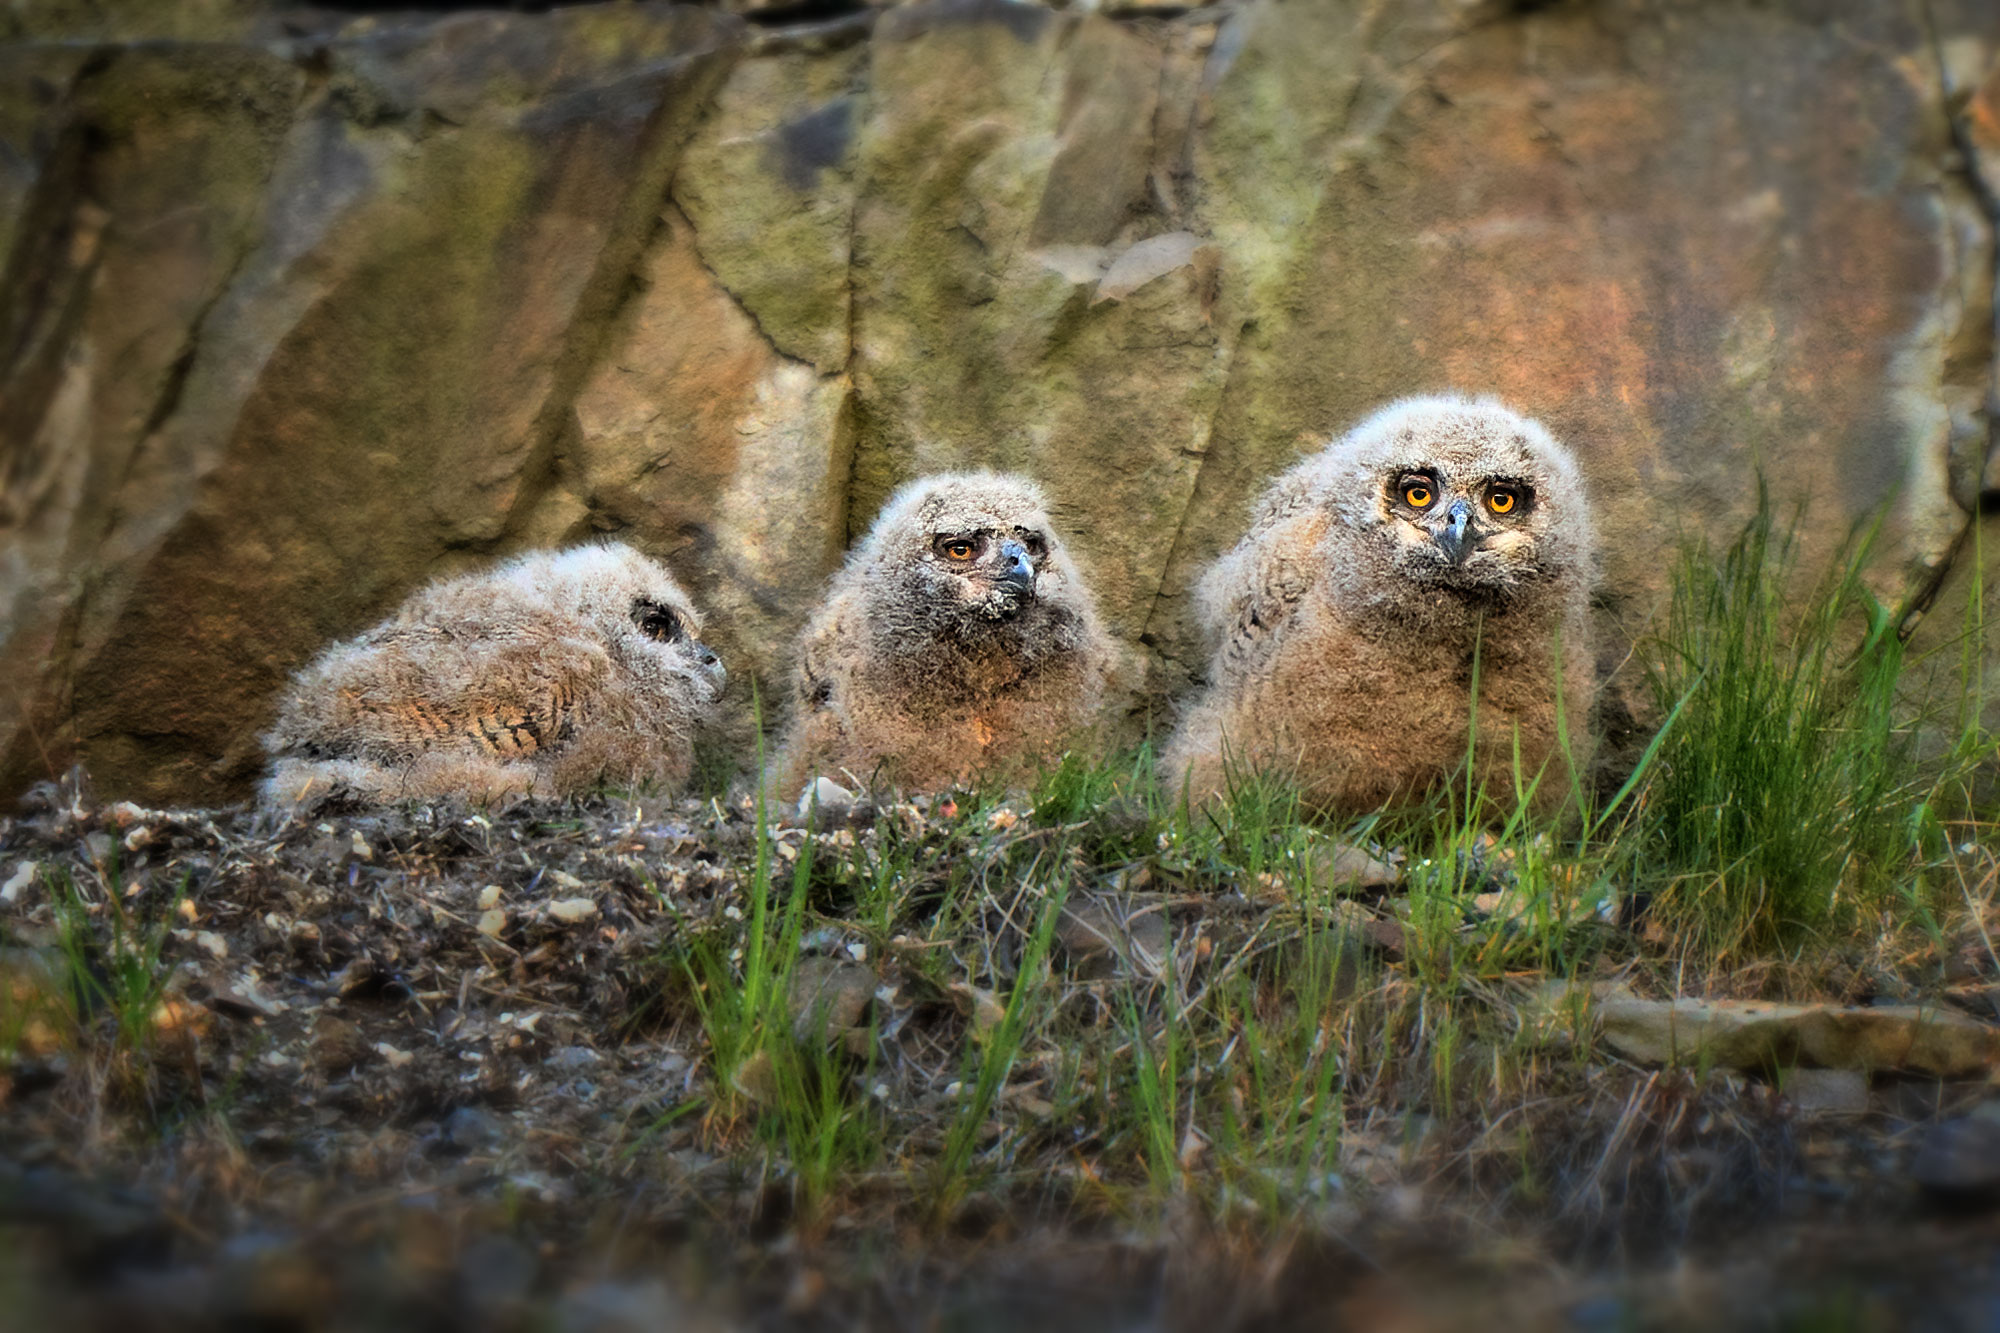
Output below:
[800,777,857,819]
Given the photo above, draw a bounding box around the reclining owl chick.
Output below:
[262,542,725,808]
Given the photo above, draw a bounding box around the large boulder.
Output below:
[1,0,1997,803]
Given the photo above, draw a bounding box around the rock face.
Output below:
[3,0,1999,803]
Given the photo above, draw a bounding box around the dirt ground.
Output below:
[5,774,2000,1332]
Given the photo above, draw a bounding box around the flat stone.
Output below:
[545,1045,600,1072]
[1546,982,2000,1077]
[1360,917,1406,958]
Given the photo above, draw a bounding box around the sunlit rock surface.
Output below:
[2,0,1998,802]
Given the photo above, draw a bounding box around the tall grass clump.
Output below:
[674,816,886,1218]
[670,711,885,1221]
[1637,494,1934,954]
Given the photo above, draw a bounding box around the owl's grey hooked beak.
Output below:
[695,641,727,696]
[1434,499,1475,566]
[996,538,1037,598]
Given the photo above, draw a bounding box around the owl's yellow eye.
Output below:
[1403,483,1433,509]
[1487,488,1518,515]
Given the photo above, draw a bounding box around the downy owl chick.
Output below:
[769,472,1112,799]
[263,542,725,808]
[1160,395,1597,815]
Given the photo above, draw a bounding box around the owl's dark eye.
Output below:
[935,535,980,562]
[1485,485,1525,516]
[1400,477,1435,510]
[633,602,681,642]
[1017,529,1048,558]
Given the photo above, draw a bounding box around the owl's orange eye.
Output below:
[1486,488,1518,515]
[633,602,681,642]
[940,538,977,561]
[1403,483,1433,509]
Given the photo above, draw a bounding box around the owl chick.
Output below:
[262,542,726,808]
[768,472,1112,799]
[1160,395,1597,815]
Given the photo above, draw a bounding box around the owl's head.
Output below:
[859,472,1073,627]
[1319,395,1593,605]
[515,543,727,702]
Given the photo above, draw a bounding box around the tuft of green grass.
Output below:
[670,716,886,1222]
[930,870,1065,1216]
[674,821,886,1220]
[0,860,195,1117]
[1633,493,1953,956]
[1907,509,1998,803]
[1032,748,1127,825]
[48,863,186,1066]
[1120,948,1187,1196]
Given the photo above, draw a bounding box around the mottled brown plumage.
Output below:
[768,472,1111,799]
[1161,395,1597,814]
[263,543,725,808]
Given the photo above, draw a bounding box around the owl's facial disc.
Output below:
[1387,470,1475,564]
[932,528,1044,619]
[1384,470,1539,587]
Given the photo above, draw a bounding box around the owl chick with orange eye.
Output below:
[1160,395,1598,815]
[768,472,1112,800]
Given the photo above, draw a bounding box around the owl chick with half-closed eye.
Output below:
[1160,395,1597,815]
[768,472,1112,800]
[262,542,726,808]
